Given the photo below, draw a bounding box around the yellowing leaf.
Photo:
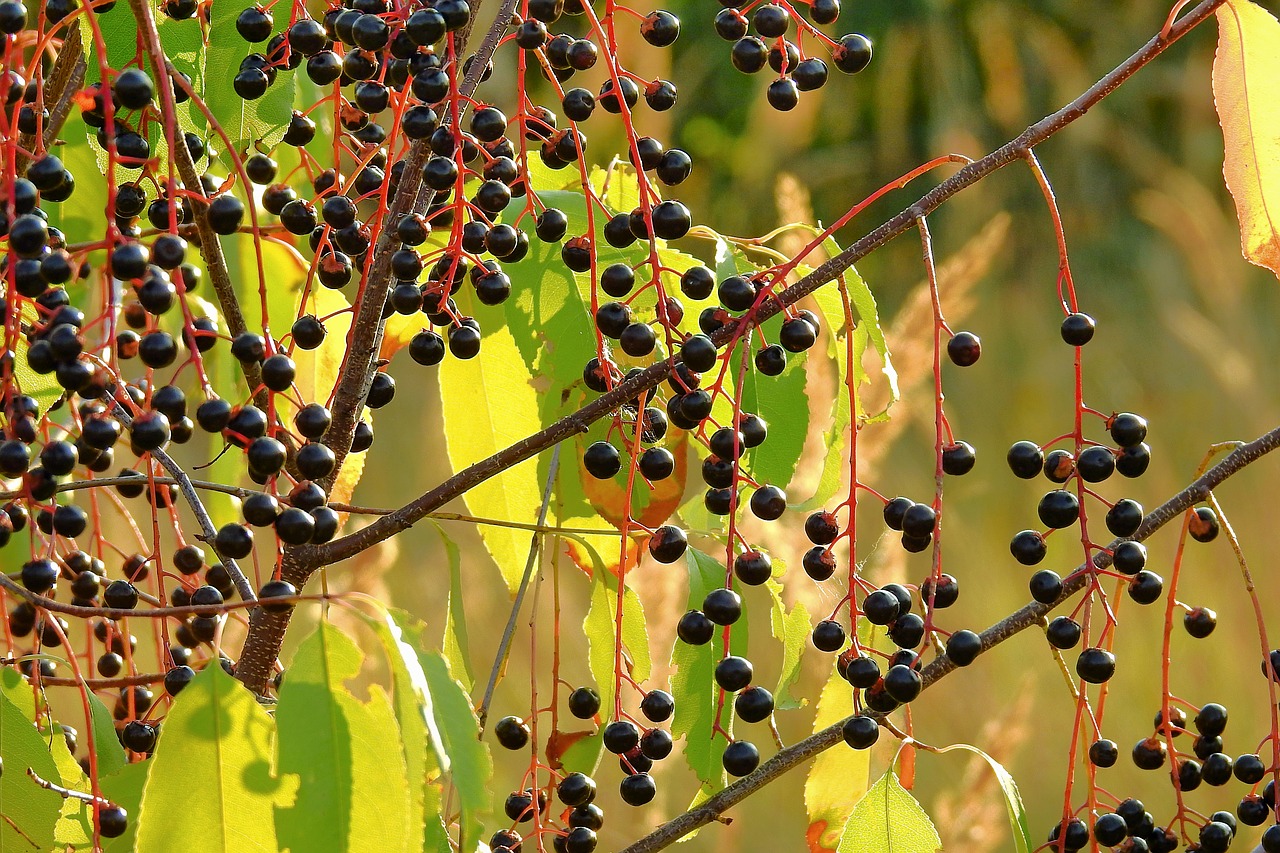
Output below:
[804,667,867,852]
[438,323,543,594]
[836,770,942,853]
[0,689,62,851]
[1214,0,1280,279]
[583,570,651,717]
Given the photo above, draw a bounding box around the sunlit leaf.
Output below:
[438,317,544,594]
[0,689,61,851]
[1214,0,1280,280]
[806,621,888,852]
[417,651,492,850]
[275,622,412,853]
[583,567,652,718]
[99,762,148,853]
[135,665,298,853]
[766,580,809,710]
[203,0,297,163]
[432,523,475,692]
[836,770,942,853]
[936,744,1032,853]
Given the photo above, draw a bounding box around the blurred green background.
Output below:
[319,1,1280,850]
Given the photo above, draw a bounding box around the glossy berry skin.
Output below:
[1076,647,1116,684]
[1106,499,1144,537]
[1037,490,1079,528]
[1112,540,1147,575]
[842,715,879,750]
[945,630,981,666]
[1116,442,1151,478]
[568,687,601,720]
[1046,617,1082,650]
[1006,441,1043,479]
[733,550,772,586]
[812,620,845,652]
[1089,739,1119,768]
[603,720,640,754]
[97,806,129,838]
[862,589,900,625]
[558,772,596,807]
[1029,570,1062,604]
[583,441,620,479]
[619,772,656,806]
[1184,606,1217,638]
[883,664,922,702]
[1076,446,1115,482]
[647,526,687,563]
[946,331,981,366]
[844,655,880,689]
[494,715,530,750]
[1262,825,1280,853]
[722,740,759,776]
[734,686,774,723]
[804,511,840,545]
[941,441,976,475]
[703,588,742,625]
[677,610,714,645]
[1109,412,1148,448]
[1189,506,1219,542]
[714,655,753,691]
[749,484,786,520]
[1060,312,1095,345]
[640,689,675,722]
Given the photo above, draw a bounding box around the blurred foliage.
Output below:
[331,1,1280,851]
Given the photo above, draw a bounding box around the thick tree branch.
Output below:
[620,423,1280,853]
[315,0,1226,568]
[319,0,523,491]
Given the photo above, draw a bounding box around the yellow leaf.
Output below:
[292,287,367,510]
[438,324,543,594]
[804,667,870,852]
[1214,0,1280,279]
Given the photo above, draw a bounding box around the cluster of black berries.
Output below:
[713,0,872,111]
[491,684,675,846]
[1049,703,1280,851]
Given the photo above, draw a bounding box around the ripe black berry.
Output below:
[1076,647,1115,683]
[842,715,879,750]
[714,655,752,691]
[722,740,759,776]
[945,630,981,666]
[677,610,714,645]
[1038,490,1079,528]
[946,331,981,366]
[734,686,774,723]
[494,715,530,750]
[1060,312,1095,345]
[640,689,674,723]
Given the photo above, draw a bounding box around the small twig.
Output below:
[476,444,561,732]
[28,768,112,804]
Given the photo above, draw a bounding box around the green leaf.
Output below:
[99,761,148,853]
[438,318,544,594]
[583,568,652,719]
[136,665,298,853]
[836,770,942,853]
[935,744,1032,853]
[558,729,605,776]
[85,692,127,779]
[41,114,109,247]
[0,669,34,720]
[422,781,451,853]
[417,651,492,851]
[765,580,809,710]
[363,610,455,851]
[203,0,297,163]
[433,523,475,692]
[275,622,413,853]
[671,548,747,808]
[0,689,62,851]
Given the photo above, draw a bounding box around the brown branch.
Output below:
[16,23,86,176]
[126,0,265,405]
[235,0,525,693]
[619,421,1280,853]
[318,0,521,491]
[315,0,1225,568]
